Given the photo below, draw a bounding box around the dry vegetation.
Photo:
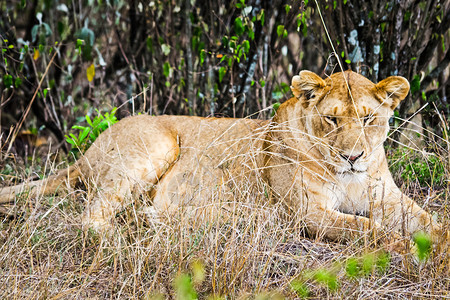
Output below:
[1,0,449,298]
[0,114,449,299]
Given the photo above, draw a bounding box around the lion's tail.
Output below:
[0,163,81,213]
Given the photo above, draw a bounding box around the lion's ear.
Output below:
[375,76,410,109]
[291,71,326,102]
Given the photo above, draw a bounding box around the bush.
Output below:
[65,107,118,154]
[389,147,447,188]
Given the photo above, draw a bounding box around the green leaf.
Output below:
[85,115,93,127]
[271,102,280,117]
[110,107,118,116]
[42,22,52,36]
[79,127,91,142]
[410,74,421,95]
[236,0,244,8]
[65,137,76,146]
[242,40,250,54]
[248,29,255,40]
[413,232,432,261]
[285,4,291,14]
[234,18,244,36]
[67,108,119,152]
[219,66,226,83]
[229,40,236,51]
[69,133,78,141]
[31,25,38,42]
[221,36,228,47]
[200,50,206,65]
[80,27,95,46]
[219,54,227,64]
[281,82,290,93]
[3,74,13,87]
[277,25,285,37]
[163,62,171,78]
[227,56,233,67]
[14,77,22,88]
[302,23,307,37]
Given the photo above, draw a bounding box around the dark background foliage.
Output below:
[1,0,449,159]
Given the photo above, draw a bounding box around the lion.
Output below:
[0,70,445,249]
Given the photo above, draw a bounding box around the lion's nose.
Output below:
[341,152,364,164]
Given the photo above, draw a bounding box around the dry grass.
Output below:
[0,117,449,299]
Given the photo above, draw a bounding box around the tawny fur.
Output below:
[0,70,445,248]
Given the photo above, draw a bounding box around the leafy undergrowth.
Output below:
[0,142,449,298]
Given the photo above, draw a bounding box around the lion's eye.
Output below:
[363,114,375,125]
[325,116,338,125]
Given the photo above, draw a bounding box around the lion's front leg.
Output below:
[303,205,405,250]
[373,189,450,256]
[373,188,443,240]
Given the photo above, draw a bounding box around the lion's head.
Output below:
[290,70,409,181]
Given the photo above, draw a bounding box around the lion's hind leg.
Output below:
[81,132,180,231]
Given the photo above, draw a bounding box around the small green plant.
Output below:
[413,231,432,262]
[345,257,359,278]
[172,260,209,300]
[345,252,391,278]
[65,107,118,153]
[310,268,338,290]
[271,102,281,117]
[290,279,310,298]
[291,251,391,297]
[174,273,198,300]
[389,147,446,187]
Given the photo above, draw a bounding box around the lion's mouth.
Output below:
[337,167,367,175]
[336,167,368,183]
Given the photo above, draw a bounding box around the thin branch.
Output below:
[185,0,195,115]
[6,51,58,154]
[421,49,450,91]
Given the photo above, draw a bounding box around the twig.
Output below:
[6,50,58,155]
